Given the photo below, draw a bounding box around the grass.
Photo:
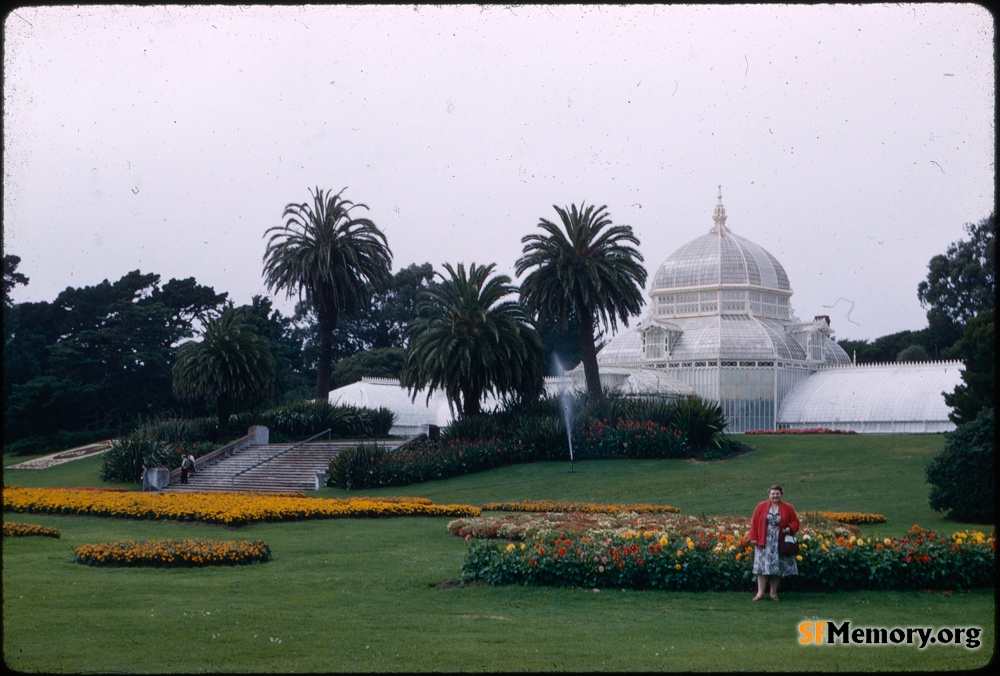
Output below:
[3,434,995,672]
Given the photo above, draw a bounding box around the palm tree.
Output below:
[172,308,275,437]
[516,202,647,402]
[401,262,543,417]
[263,187,393,399]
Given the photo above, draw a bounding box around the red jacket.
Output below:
[749,499,799,546]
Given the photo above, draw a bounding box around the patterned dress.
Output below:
[752,509,798,576]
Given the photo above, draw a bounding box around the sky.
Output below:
[3,4,994,343]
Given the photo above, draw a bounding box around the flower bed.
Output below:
[3,522,61,538]
[74,539,271,567]
[805,511,887,525]
[481,500,681,515]
[458,515,995,592]
[3,487,480,527]
[573,419,688,459]
[450,512,858,542]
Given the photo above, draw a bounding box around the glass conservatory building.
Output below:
[329,189,963,435]
[575,189,962,433]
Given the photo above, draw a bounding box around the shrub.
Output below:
[441,414,507,443]
[237,400,395,440]
[513,415,568,460]
[366,406,397,437]
[328,437,532,489]
[327,442,390,490]
[619,396,679,428]
[135,415,218,443]
[167,441,218,464]
[698,434,748,460]
[583,393,629,426]
[926,407,995,523]
[270,400,346,437]
[99,433,177,483]
[227,410,263,436]
[668,395,727,451]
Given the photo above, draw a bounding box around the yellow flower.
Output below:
[796,554,803,561]
[675,563,682,570]
[505,543,516,552]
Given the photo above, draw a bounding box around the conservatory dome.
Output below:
[650,189,792,321]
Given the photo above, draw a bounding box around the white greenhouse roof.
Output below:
[596,315,850,364]
[777,361,964,433]
[553,367,696,398]
[328,377,454,436]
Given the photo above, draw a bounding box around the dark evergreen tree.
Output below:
[944,309,995,425]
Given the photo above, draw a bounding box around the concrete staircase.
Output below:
[164,439,401,493]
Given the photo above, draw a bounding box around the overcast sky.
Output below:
[3,4,994,342]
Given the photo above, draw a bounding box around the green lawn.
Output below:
[3,434,995,672]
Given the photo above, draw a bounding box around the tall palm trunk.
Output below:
[315,310,336,400]
[577,316,603,402]
[216,392,233,440]
[461,382,482,417]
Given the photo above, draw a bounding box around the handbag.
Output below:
[778,532,799,557]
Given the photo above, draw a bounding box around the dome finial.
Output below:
[711,185,729,234]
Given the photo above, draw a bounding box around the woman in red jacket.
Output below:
[748,484,799,601]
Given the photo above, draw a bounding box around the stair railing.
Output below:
[229,429,331,490]
[169,428,263,487]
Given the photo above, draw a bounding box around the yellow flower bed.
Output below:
[482,500,681,515]
[3,487,480,527]
[74,539,271,567]
[3,521,61,538]
[805,511,887,525]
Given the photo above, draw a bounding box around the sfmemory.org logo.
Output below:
[799,621,982,649]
